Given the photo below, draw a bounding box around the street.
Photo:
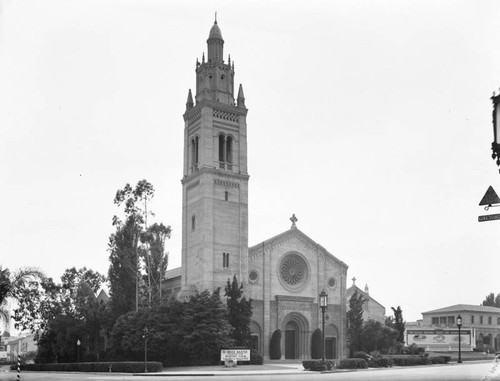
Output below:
[1,361,500,381]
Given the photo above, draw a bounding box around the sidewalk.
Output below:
[136,361,307,377]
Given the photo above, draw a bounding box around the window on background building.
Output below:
[480,316,484,324]
[191,215,196,231]
[440,317,447,324]
[488,316,492,325]
[448,316,455,325]
[471,316,475,324]
[225,191,229,201]
[223,252,230,268]
[432,317,439,325]
[497,317,500,325]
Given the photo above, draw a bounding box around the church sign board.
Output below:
[220,349,250,362]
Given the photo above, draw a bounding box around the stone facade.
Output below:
[164,20,350,360]
[247,226,348,359]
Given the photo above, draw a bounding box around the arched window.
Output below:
[218,134,225,164]
[226,136,232,163]
[191,136,199,172]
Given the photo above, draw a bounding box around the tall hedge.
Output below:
[311,328,323,359]
[269,329,282,360]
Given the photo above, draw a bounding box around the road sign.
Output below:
[479,186,500,206]
[478,214,500,222]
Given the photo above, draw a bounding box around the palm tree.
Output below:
[0,266,44,330]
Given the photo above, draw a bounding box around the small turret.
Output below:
[186,89,194,110]
[364,284,369,294]
[237,84,245,108]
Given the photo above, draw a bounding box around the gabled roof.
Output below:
[249,227,348,269]
[422,304,500,315]
[346,284,385,310]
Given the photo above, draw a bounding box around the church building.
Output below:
[164,19,350,360]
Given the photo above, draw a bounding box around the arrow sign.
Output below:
[479,186,500,206]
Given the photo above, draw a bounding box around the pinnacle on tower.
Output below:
[186,89,194,110]
[237,84,245,108]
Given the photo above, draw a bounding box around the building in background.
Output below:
[405,304,500,352]
[346,277,386,324]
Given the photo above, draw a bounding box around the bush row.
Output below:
[367,357,393,368]
[337,358,368,369]
[302,360,336,371]
[12,361,163,373]
[388,355,431,366]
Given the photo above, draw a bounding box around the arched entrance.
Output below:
[285,321,299,359]
[250,321,262,355]
[281,312,310,360]
[325,324,339,359]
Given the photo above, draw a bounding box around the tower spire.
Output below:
[237,84,246,108]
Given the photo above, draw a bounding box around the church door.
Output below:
[325,337,337,359]
[285,321,298,359]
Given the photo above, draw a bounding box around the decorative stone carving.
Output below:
[214,178,240,188]
[278,253,309,293]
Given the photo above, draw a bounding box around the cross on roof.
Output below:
[352,277,357,286]
[290,214,298,228]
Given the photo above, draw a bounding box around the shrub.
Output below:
[353,351,372,360]
[250,350,263,365]
[302,359,335,371]
[337,358,368,369]
[429,356,445,364]
[269,329,282,360]
[389,355,431,366]
[441,355,451,364]
[367,357,392,368]
[400,344,425,355]
[13,361,163,373]
[310,328,323,359]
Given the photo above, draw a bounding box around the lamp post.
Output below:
[143,327,149,373]
[490,92,500,171]
[457,315,462,364]
[319,289,328,362]
[76,339,81,363]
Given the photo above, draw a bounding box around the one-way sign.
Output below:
[478,214,500,222]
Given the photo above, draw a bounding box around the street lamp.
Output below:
[143,327,149,373]
[319,289,328,362]
[76,339,81,363]
[490,92,500,171]
[457,315,462,364]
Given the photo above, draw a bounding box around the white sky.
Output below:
[1,0,500,323]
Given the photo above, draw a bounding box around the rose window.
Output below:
[279,253,307,287]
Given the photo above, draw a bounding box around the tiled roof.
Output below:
[165,267,182,279]
[422,304,500,315]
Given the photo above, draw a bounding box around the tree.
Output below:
[391,306,405,344]
[347,290,365,357]
[360,319,398,354]
[13,267,107,362]
[111,289,233,366]
[311,328,323,359]
[481,292,500,308]
[140,223,171,305]
[224,275,252,347]
[108,180,171,314]
[0,266,43,330]
[269,329,282,359]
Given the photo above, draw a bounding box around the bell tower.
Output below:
[179,19,249,297]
